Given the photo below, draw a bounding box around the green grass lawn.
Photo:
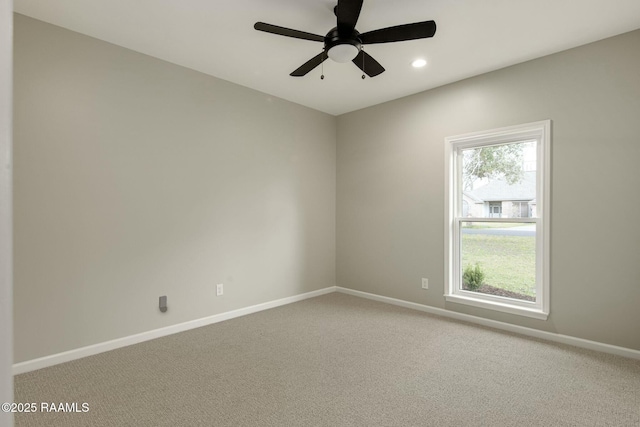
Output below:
[461,234,536,297]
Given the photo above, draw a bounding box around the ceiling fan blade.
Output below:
[290,51,328,77]
[352,50,385,77]
[336,0,364,36]
[254,22,324,42]
[360,21,436,44]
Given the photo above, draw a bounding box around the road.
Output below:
[462,225,535,237]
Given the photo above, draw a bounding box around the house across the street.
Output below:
[463,171,537,218]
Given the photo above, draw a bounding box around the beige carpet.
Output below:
[14,293,640,426]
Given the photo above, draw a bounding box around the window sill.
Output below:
[445,293,548,320]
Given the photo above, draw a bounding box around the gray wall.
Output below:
[13,15,336,363]
[2,1,14,425]
[13,13,640,365]
[337,29,640,351]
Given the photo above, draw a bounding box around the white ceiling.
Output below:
[14,0,640,116]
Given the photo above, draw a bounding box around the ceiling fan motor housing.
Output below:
[325,27,361,62]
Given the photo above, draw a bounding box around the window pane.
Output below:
[460,221,536,302]
[461,141,536,219]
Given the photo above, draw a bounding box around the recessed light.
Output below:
[412,59,427,68]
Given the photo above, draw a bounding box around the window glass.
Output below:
[460,221,536,302]
[461,141,536,219]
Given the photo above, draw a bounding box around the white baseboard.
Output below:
[336,287,640,360]
[14,285,639,374]
[13,286,337,375]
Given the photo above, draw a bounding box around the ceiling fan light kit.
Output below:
[326,27,361,62]
[254,0,436,78]
[328,44,360,62]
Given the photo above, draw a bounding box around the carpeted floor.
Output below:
[13,293,640,426]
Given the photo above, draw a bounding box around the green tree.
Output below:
[463,143,525,190]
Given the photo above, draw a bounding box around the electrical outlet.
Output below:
[159,295,167,312]
[421,278,429,289]
[216,283,224,296]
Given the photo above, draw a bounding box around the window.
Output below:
[511,201,531,218]
[445,121,550,320]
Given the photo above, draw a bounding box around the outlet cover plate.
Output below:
[421,278,429,289]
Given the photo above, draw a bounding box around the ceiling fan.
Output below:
[254,0,436,78]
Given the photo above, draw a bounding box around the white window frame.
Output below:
[444,121,551,320]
